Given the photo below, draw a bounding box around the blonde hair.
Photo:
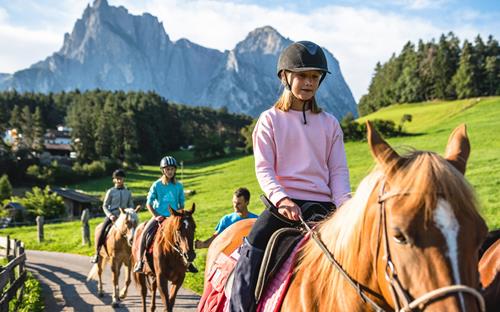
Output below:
[274,73,323,113]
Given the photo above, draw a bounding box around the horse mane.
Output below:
[157,210,195,252]
[114,208,139,229]
[294,150,482,309]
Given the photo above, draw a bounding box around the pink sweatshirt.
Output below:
[253,107,351,208]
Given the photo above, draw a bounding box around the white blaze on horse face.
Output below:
[434,199,464,309]
[183,219,190,230]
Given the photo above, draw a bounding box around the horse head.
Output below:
[290,123,488,312]
[366,121,488,311]
[168,203,197,263]
[117,205,141,247]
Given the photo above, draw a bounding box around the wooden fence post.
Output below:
[36,216,44,243]
[81,208,90,246]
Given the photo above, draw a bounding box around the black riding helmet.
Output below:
[112,169,126,178]
[277,41,330,87]
[160,156,178,169]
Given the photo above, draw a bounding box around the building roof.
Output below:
[3,202,26,211]
[51,187,100,204]
[44,143,72,151]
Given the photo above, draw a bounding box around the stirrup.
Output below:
[90,254,99,263]
[133,261,144,273]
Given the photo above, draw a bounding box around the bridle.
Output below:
[112,212,136,244]
[301,179,486,312]
[165,215,193,265]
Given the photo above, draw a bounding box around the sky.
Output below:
[0,0,499,102]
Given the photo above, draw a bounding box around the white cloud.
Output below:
[0,0,498,102]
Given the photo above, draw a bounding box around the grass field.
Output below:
[1,96,499,294]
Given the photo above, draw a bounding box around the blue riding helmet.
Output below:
[160,156,178,168]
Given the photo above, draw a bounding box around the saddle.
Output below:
[143,216,167,273]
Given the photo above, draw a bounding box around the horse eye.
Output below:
[392,230,408,244]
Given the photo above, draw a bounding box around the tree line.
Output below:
[0,90,252,184]
[358,33,500,115]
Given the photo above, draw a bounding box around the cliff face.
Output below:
[0,0,357,118]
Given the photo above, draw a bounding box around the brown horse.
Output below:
[87,206,140,307]
[206,123,489,311]
[479,236,500,311]
[132,204,196,312]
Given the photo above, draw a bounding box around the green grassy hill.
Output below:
[1,96,499,294]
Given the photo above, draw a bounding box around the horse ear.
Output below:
[119,207,125,214]
[366,121,401,169]
[444,124,470,175]
[134,204,141,213]
[190,203,196,214]
[169,205,181,217]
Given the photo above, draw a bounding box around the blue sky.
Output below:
[1,0,499,101]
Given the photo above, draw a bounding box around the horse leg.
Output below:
[150,278,157,312]
[136,273,148,312]
[97,257,104,297]
[120,258,131,299]
[167,276,184,312]
[157,273,171,312]
[111,261,120,307]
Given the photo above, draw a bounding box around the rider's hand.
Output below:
[110,215,117,222]
[277,198,301,221]
[195,240,203,249]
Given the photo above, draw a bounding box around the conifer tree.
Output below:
[32,107,45,153]
[20,106,34,149]
[452,40,479,99]
[0,174,12,201]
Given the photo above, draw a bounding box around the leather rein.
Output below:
[300,180,485,312]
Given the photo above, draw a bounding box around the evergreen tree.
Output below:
[418,40,438,100]
[485,36,500,95]
[20,106,34,149]
[395,42,423,102]
[452,40,479,99]
[0,174,12,201]
[434,33,460,99]
[32,107,45,153]
[473,35,487,94]
[9,105,22,130]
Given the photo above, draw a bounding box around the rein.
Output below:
[299,180,486,312]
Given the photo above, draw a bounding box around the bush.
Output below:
[9,272,44,312]
[0,174,12,201]
[12,186,66,221]
[73,160,106,178]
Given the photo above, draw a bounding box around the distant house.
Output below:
[43,126,73,158]
[50,187,100,218]
[2,202,26,220]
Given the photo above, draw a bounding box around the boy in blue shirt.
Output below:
[195,187,258,249]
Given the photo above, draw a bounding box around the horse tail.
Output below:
[87,263,99,281]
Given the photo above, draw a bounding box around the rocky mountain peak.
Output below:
[235,25,288,55]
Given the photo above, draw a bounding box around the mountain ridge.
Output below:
[0,0,357,118]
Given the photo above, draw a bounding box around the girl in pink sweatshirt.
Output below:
[229,41,351,312]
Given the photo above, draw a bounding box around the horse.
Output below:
[132,204,196,312]
[87,206,140,307]
[479,232,500,311]
[205,122,489,311]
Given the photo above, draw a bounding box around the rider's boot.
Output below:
[187,263,198,273]
[228,237,264,312]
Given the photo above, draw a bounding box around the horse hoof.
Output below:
[98,292,104,298]
[112,301,120,308]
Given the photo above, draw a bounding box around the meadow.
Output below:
[1,96,499,294]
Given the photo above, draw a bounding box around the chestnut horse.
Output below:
[479,234,500,311]
[87,206,140,307]
[133,204,196,312]
[206,123,489,311]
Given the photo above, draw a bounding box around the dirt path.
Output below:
[26,250,200,311]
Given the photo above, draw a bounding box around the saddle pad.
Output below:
[198,250,239,312]
[257,233,310,312]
